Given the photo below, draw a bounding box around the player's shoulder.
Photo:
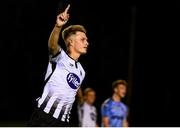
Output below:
[50,48,65,59]
[60,48,67,58]
[102,98,112,107]
[92,105,96,110]
[55,48,71,63]
[120,102,128,111]
[57,48,69,58]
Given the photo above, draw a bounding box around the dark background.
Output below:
[1,0,179,126]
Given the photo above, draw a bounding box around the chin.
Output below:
[80,51,87,54]
[90,101,94,105]
[121,95,125,98]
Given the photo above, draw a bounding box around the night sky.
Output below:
[1,0,179,126]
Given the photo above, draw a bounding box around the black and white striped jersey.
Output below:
[37,49,85,122]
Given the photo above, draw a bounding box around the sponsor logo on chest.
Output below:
[66,73,80,89]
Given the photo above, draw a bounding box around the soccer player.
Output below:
[28,4,89,126]
[77,88,98,127]
[101,79,129,127]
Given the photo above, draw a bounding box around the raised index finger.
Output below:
[64,4,70,14]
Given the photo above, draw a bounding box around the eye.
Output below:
[80,37,88,42]
[81,38,86,42]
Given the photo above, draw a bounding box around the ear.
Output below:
[114,88,117,93]
[67,37,74,47]
[66,38,72,47]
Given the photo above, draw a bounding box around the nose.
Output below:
[86,41,89,46]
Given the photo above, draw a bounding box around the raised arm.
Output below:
[48,4,70,55]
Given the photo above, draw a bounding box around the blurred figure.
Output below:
[77,88,98,127]
[101,80,129,127]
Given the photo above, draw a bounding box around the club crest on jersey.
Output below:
[67,73,80,89]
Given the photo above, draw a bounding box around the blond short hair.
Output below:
[112,79,128,90]
[83,88,95,96]
[62,25,86,47]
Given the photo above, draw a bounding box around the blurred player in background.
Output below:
[101,79,129,127]
[77,88,98,127]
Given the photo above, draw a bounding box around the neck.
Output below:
[85,101,93,106]
[68,51,80,61]
[112,93,121,102]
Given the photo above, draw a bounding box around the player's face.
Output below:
[116,84,127,98]
[85,91,96,105]
[71,31,89,55]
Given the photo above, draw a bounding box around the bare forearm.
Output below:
[48,24,62,55]
[48,4,70,55]
[123,119,128,127]
[102,117,109,127]
[96,124,99,127]
[104,124,109,127]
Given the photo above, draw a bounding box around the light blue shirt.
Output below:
[101,98,128,127]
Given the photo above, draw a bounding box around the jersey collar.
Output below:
[66,52,79,68]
